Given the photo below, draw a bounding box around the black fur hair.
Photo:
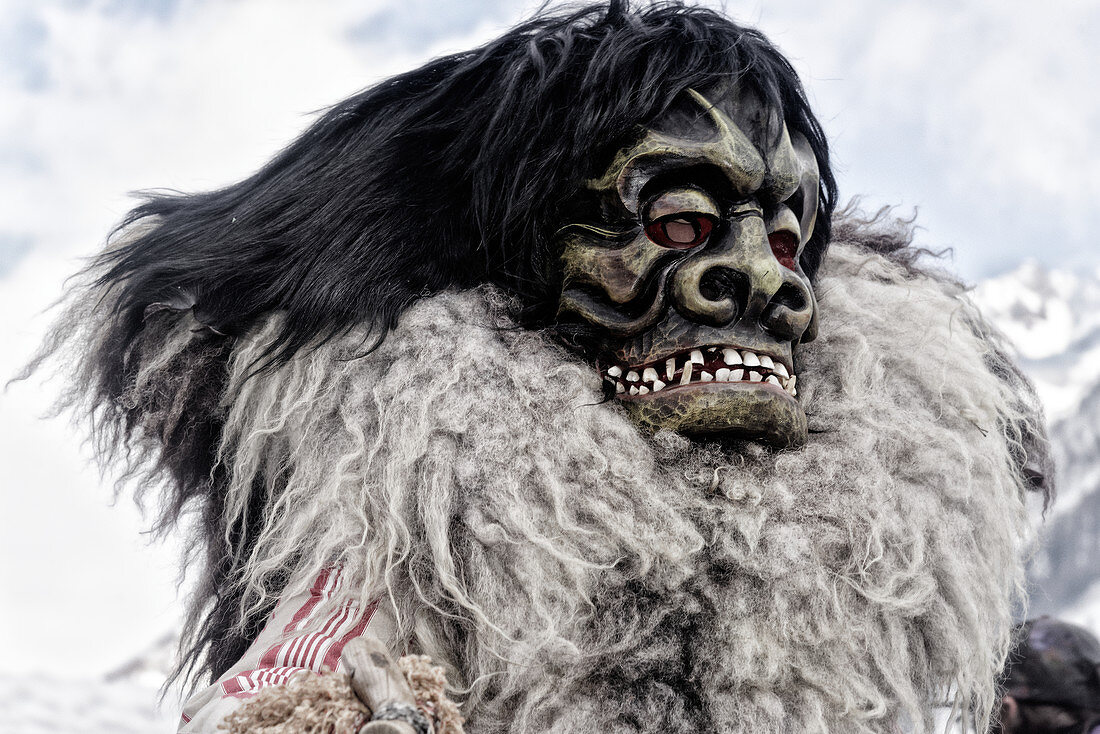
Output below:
[96,0,835,366]
[67,0,838,686]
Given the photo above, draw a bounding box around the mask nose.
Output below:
[668,216,816,342]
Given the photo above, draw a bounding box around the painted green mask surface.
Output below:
[557,88,821,447]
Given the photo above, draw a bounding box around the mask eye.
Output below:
[645,213,715,250]
[768,230,799,270]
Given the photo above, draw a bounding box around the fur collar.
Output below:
[32,215,1045,732]
[199,220,1039,732]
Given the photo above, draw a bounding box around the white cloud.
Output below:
[739,0,1100,278]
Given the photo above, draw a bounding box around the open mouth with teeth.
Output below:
[604,346,798,399]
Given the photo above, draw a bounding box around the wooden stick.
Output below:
[342,636,419,734]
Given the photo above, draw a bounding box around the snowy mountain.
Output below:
[972,260,1100,424]
[971,261,1100,626]
[1025,383,1100,625]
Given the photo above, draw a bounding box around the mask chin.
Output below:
[621,382,807,448]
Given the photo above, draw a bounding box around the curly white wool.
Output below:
[195,235,1036,733]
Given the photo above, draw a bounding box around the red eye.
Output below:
[644,214,714,249]
[768,230,799,270]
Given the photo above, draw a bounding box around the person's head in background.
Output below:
[995,617,1100,734]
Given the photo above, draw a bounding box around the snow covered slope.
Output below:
[1,635,181,734]
[1,673,179,734]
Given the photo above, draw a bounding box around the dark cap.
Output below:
[1003,616,1100,710]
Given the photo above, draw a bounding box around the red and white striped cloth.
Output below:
[179,567,386,732]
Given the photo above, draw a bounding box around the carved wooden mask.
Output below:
[556,88,821,447]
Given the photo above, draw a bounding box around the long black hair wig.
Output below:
[60,0,837,685]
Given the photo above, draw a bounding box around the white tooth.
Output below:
[700,371,714,382]
[666,358,676,381]
[680,361,694,385]
[690,349,704,365]
[629,385,639,395]
[766,375,781,386]
[616,382,626,394]
[706,346,719,353]
[638,386,650,395]
[643,367,659,383]
[730,368,744,381]
[716,367,731,381]
[773,363,789,379]
[627,371,639,382]
[748,370,762,382]
[759,355,774,369]
[722,348,742,366]
[607,365,622,377]
[652,379,666,392]
[742,351,760,367]
[788,375,797,389]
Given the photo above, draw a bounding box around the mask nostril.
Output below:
[698,266,749,305]
[771,282,807,312]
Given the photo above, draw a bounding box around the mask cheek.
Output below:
[789,130,820,249]
[556,231,676,338]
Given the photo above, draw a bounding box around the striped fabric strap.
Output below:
[220,567,377,699]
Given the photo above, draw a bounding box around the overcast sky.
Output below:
[2,0,1098,681]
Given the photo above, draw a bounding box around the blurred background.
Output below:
[1,0,1098,730]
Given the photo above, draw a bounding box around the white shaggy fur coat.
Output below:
[42,218,1044,732]
[179,224,1037,733]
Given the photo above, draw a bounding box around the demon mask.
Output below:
[556,86,820,447]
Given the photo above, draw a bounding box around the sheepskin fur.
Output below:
[219,672,369,734]
[220,655,464,734]
[31,217,1042,733]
